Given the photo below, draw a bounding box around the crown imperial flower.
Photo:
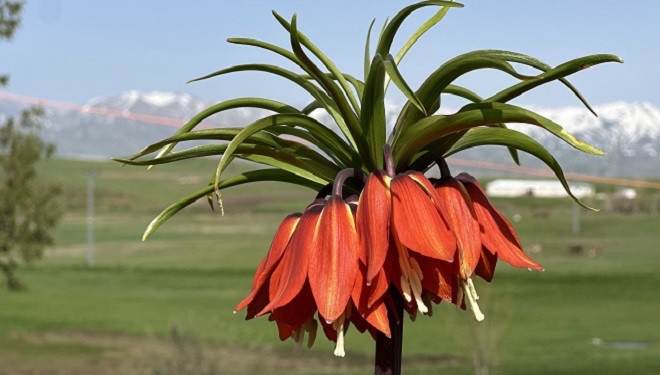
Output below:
[118,1,619,372]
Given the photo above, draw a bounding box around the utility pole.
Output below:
[86,170,98,267]
[572,202,580,235]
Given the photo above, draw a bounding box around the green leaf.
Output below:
[213,113,361,190]
[444,127,597,211]
[393,54,535,144]
[116,143,335,184]
[489,54,622,105]
[228,37,368,105]
[128,127,280,161]
[364,18,376,80]
[459,50,604,116]
[187,63,355,146]
[361,53,387,168]
[288,15,372,168]
[440,85,520,165]
[376,1,463,57]
[273,11,362,115]
[393,4,453,65]
[147,98,300,162]
[142,169,325,240]
[394,102,604,169]
[383,54,427,114]
[301,73,365,101]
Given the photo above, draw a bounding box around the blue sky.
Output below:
[1,1,658,107]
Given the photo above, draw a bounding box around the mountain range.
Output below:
[0,90,657,178]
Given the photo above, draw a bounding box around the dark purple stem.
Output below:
[383,144,395,177]
[436,157,451,179]
[332,168,367,197]
[374,286,404,375]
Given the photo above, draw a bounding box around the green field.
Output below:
[1,158,658,374]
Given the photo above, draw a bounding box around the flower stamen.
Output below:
[460,278,484,322]
[397,249,428,314]
[333,312,347,357]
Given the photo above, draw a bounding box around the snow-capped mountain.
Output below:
[0,91,657,177]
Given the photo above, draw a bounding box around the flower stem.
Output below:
[332,168,367,197]
[383,144,395,177]
[374,286,404,375]
[436,157,451,179]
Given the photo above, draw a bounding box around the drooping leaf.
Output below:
[188,63,354,146]
[147,98,300,162]
[289,15,371,164]
[489,54,622,105]
[213,113,362,190]
[273,11,362,114]
[393,54,535,144]
[444,127,597,210]
[115,143,334,184]
[394,102,604,168]
[142,169,325,240]
[383,54,427,114]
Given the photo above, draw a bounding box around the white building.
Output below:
[485,179,595,199]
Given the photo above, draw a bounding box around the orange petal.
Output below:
[434,178,482,279]
[235,213,301,312]
[411,252,458,303]
[309,196,360,323]
[350,264,391,338]
[271,282,316,341]
[245,278,271,320]
[356,170,392,282]
[475,247,497,283]
[259,200,325,315]
[457,173,543,271]
[362,300,390,338]
[391,174,456,261]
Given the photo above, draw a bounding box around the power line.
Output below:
[2,90,658,190]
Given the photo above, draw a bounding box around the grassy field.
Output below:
[0,157,658,374]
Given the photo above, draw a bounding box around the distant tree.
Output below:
[1,0,62,291]
[1,0,24,86]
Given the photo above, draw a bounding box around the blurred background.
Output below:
[0,1,658,374]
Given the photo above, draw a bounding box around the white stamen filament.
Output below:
[467,278,479,301]
[400,275,413,302]
[333,313,346,357]
[461,279,485,322]
[399,253,428,314]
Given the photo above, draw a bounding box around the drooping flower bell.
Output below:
[356,146,457,316]
[429,159,543,321]
[235,168,390,356]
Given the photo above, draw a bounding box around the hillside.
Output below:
[1,91,658,177]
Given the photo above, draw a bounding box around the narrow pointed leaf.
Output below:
[288,15,370,165]
[364,18,376,80]
[273,11,362,115]
[142,169,325,241]
[445,127,597,210]
[394,102,604,168]
[376,1,463,57]
[361,54,387,167]
[489,54,622,105]
[384,54,427,114]
[188,63,355,145]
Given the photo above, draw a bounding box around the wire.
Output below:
[1,90,658,190]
